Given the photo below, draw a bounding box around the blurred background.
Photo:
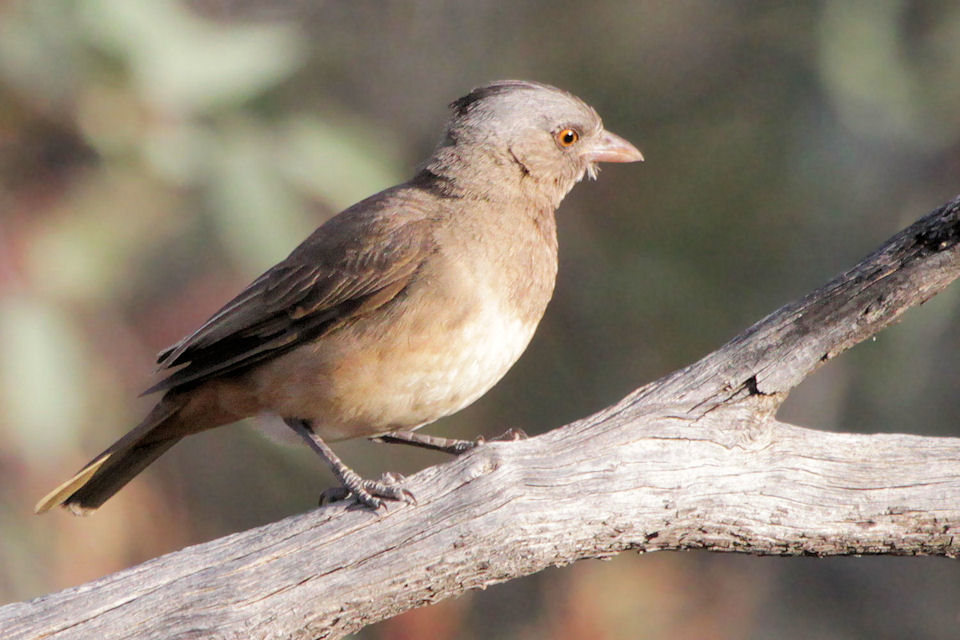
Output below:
[2,1,959,638]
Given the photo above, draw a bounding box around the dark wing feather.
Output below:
[145,193,435,395]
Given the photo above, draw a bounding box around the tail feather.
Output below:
[35,399,184,515]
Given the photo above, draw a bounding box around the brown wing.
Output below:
[144,191,436,394]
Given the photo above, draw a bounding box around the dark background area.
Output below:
[1,1,959,638]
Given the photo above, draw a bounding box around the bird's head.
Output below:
[424,80,643,209]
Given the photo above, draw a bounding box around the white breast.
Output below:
[412,301,538,417]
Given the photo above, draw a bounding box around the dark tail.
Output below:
[35,398,185,516]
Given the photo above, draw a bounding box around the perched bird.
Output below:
[35,80,643,515]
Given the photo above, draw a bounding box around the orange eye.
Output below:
[556,128,579,147]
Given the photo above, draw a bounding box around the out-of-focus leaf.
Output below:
[819,2,960,148]
[277,114,405,211]
[26,170,182,301]
[0,296,86,459]
[140,118,215,186]
[78,0,303,114]
[206,118,310,272]
[0,2,84,105]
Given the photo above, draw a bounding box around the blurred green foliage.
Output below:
[1,1,959,638]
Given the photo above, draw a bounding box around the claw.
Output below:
[318,473,416,509]
[492,427,528,442]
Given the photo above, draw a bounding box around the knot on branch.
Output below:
[915,197,960,254]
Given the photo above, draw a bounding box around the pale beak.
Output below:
[584,130,644,163]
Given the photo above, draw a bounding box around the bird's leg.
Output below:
[285,418,415,509]
[371,428,528,455]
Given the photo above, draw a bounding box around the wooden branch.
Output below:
[5,195,960,640]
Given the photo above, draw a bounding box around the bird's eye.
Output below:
[556,128,580,147]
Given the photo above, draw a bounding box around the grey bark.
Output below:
[4,195,960,640]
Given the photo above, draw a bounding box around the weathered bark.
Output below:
[4,195,960,640]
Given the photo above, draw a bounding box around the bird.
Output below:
[35,80,643,515]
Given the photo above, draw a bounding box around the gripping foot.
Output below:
[286,419,416,509]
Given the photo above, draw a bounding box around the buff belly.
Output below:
[248,291,541,441]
